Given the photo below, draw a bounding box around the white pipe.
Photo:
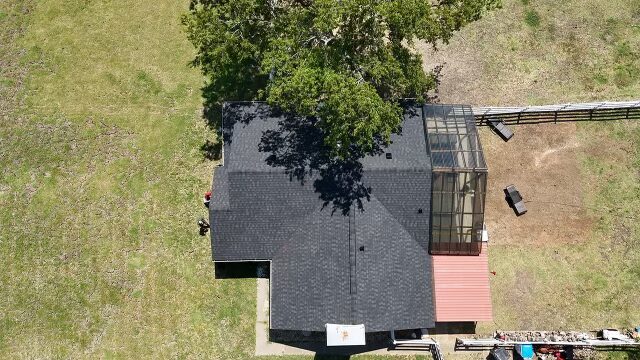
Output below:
[393,339,439,345]
[390,331,439,346]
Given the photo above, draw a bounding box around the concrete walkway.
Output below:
[255,277,317,356]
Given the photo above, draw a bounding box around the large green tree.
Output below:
[183,0,499,158]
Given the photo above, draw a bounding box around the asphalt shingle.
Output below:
[210,102,435,331]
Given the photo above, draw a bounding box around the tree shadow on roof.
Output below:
[313,157,372,216]
[258,113,382,216]
[195,62,443,210]
[193,56,385,215]
[198,67,268,162]
[200,93,435,216]
[222,102,276,145]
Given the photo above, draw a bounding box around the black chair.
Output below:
[488,119,514,142]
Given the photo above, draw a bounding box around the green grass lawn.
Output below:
[1,0,639,359]
[431,0,640,332]
[0,0,429,359]
[481,120,640,360]
[434,0,640,346]
[422,0,640,106]
[0,0,258,358]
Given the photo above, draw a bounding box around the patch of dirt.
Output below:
[479,123,595,246]
[504,270,537,325]
[533,139,580,167]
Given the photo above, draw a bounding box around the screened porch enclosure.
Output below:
[430,171,487,255]
[424,105,488,255]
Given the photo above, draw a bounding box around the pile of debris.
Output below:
[494,331,593,343]
[571,348,597,360]
[624,327,640,341]
[459,328,640,360]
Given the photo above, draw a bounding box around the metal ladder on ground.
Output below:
[390,331,445,360]
[456,330,640,352]
[431,341,444,360]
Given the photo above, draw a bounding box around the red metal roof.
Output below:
[432,243,493,322]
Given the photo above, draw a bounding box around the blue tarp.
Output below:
[515,344,535,360]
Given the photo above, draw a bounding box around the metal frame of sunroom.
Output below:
[424,104,488,255]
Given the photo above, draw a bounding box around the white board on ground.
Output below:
[325,324,366,346]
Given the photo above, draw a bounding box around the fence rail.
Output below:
[472,100,640,125]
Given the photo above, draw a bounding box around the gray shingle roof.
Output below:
[210,102,435,331]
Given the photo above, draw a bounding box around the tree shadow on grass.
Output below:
[198,64,268,160]
[627,351,640,360]
[314,356,350,360]
[200,139,222,161]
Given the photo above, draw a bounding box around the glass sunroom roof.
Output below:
[423,104,487,171]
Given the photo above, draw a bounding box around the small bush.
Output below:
[633,2,640,21]
[612,41,639,88]
[135,70,162,96]
[613,63,639,88]
[600,18,621,42]
[593,73,608,85]
[615,41,635,62]
[524,9,541,28]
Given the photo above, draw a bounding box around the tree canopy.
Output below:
[183,0,499,158]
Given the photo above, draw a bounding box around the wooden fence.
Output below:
[472,100,640,126]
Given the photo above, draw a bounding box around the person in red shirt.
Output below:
[203,191,212,208]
